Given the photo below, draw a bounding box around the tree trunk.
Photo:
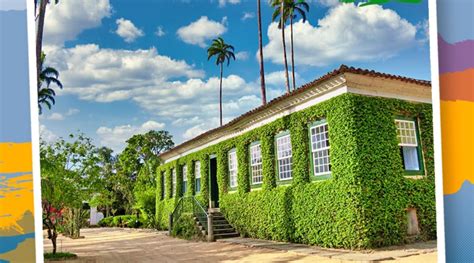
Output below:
[281,1,290,93]
[290,16,296,91]
[257,0,267,105]
[51,230,57,254]
[219,63,223,126]
[36,0,48,90]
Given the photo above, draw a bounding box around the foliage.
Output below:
[40,133,102,252]
[170,213,203,240]
[38,52,63,114]
[156,93,435,248]
[44,252,77,261]
[97,215,144,228]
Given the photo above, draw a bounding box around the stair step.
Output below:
[213,228,236,234]
[214,232,240,239]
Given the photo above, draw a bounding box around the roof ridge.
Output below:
[160,65,431,158]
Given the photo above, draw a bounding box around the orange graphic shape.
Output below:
[0,173,34,233]
[0,142,32,173]
[441,100,474,195]
[440,68,474,102]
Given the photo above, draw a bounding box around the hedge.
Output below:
[155,93,436,248]
[170,213,204,240]
[98,215,144,228]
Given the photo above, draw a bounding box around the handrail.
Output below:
[170,196,209,233]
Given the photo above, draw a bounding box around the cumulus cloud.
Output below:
[235,51,249,61]
[177,16,227,47]
[155,26,165,37]
[44,44,204,102]
[42,108,79,121]
[218,0,241,7]
[44,0,111,46]
[96,121,166,152]
[241,12,255,21]
[40,124,59,142]
[262,4,417,66]
[46,112,65,121]
[115,18,144,43]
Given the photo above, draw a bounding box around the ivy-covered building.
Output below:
[155,65,436,248]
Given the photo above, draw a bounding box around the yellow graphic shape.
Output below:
[441,100,474,194]
[0,173,34,233]
[0,142,32,173]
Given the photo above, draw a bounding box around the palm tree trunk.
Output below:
[36,0,48,90]
[257,0,266,105]
[290,16,296,91]
[281,1,290,93]
[219,63,223,126]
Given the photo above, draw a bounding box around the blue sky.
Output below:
[25,0,432,153]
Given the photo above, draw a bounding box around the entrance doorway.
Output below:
[209,156,219,208]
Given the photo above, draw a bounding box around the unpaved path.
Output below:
[43,228,436,262]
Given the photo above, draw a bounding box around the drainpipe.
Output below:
[207,213,214,242]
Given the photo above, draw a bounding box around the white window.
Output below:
[276,134,293,180]
[310,122,331,175]
[171,169,176,197]
[395,119,421,171]
[182,166,187,194]
[195,161,201,193]
[250,143,263,184]
[228,150,238,188]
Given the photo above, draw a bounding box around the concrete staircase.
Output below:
[194,211,239,240]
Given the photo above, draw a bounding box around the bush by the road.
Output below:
[98,215,144,228]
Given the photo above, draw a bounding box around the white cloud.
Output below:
[115,18,144,43]
[265,70,303,87]
[96,120,165,152]
[262,4,417,66]
[66,108,80,116]
[155,26,165,37]
[39,124,58,142]
[47,112,65,121]
[44,44,204,102]
[177,16,227,48]
[241,12,255,21]
[416,19,429,44]
[218,0,241,7]
[317,0,340,7]
[235,51,249,61]
[44,0,111,46]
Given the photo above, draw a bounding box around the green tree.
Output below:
[207,37,236,126]
[40,133,101,253]
[272,0,309,91]
[38,52,63,114]
[117,130,174,213]
[270,0,291,93]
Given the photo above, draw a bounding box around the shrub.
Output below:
[171,213,203,240]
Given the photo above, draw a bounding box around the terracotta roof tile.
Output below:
[160,65,431,158]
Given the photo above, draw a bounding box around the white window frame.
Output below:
[250,143,263,185]
[310,121,331,176]
[276,133,293,181]
[228,149,238,188]
[182,165,187,194]
[395,119,421,172]
[195,161,201,193]
[171,169,176,197]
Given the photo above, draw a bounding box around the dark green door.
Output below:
[209,156,219,208]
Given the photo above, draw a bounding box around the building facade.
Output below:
[156,65,436,248]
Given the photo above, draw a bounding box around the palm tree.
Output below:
[257,0,267,105]
[207,37,236,127]
[272,0,309,91]
[38,52,63,114]
[271,0,290,93]
[35,0,59,90]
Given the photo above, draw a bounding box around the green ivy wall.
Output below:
[155,93,436,248]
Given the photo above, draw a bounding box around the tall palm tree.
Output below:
[35,0,59,90]
[257,0,267,105]
[38,52,63,114]
[272,0,309,91]
[207,37,236,127]
[271,0,291,93]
